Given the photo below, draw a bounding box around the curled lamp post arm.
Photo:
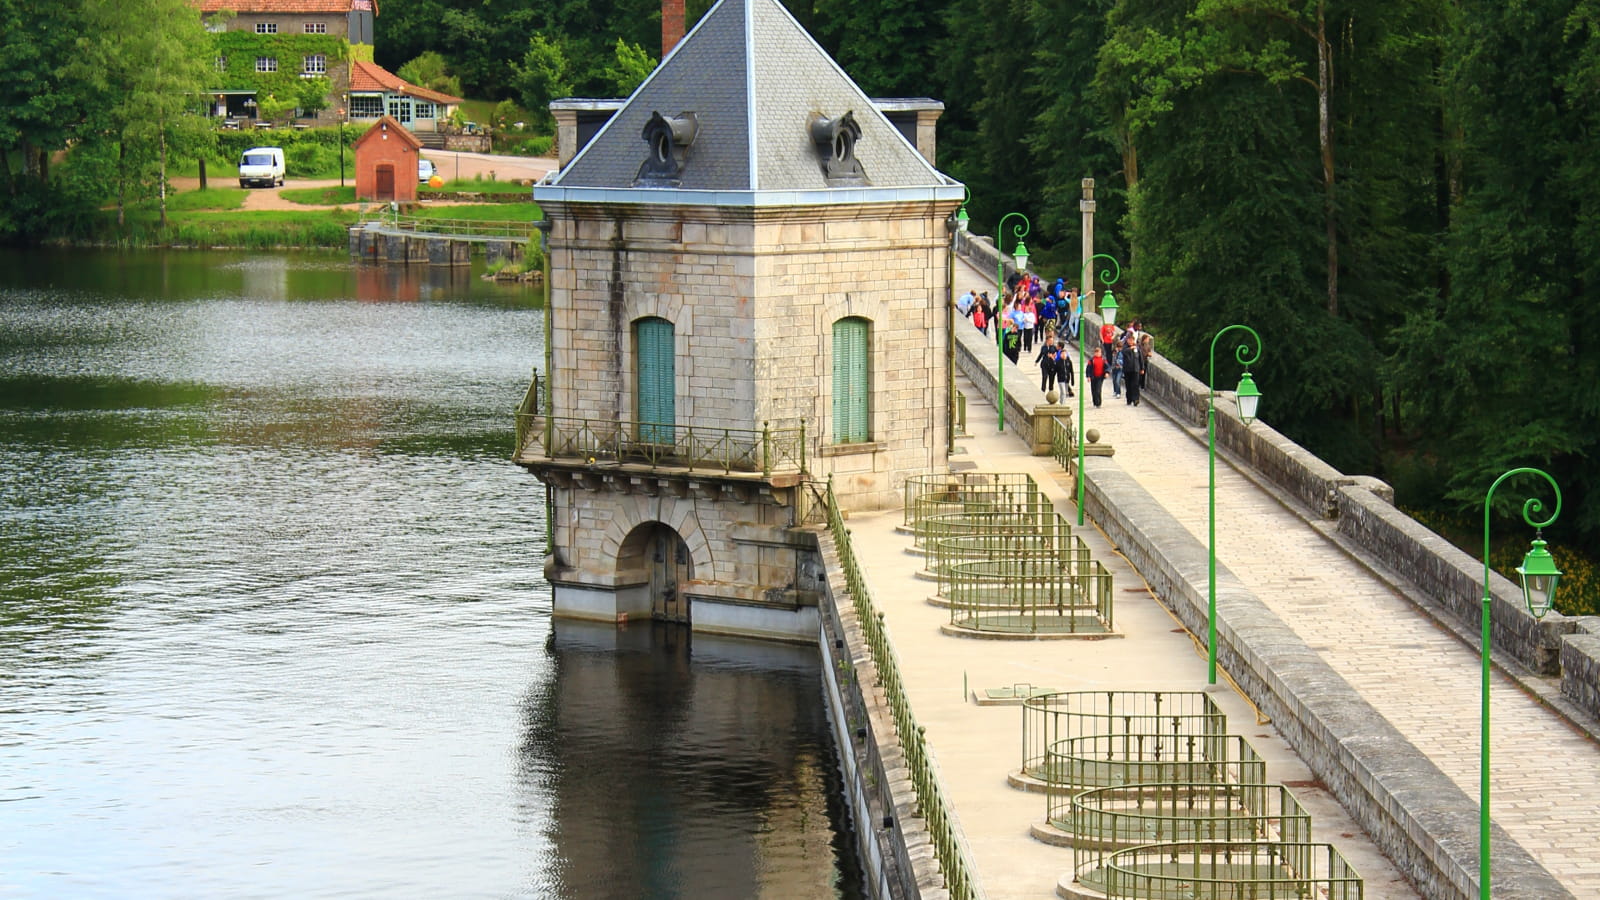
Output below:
[1076,252,1120,526]
[1206,323,1264,685]
[994,211,1031,432]
[1478,465,1561,900]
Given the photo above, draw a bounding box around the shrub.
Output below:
[285,143,330,177]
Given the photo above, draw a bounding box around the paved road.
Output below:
[940,255,1600,896]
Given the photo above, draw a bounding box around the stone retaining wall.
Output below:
[1563,618,1600,723]
[1080,457,1570,900]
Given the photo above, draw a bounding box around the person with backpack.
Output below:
[1121,331,1144,406]
[1035,334,1062,394]
[1084,346,1108,407]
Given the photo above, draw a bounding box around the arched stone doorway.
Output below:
[618,522,693,624]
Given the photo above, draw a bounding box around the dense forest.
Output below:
[3,0,1596,577]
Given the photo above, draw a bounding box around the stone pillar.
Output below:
[384,232,407,263]
[1030,403,1071,456]
[1080,178,1097,316]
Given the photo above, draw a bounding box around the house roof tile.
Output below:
[195,0,367,13]
[349,60,463,106]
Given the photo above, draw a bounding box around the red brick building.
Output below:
[353,116,420,202]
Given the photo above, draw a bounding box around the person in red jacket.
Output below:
[1084,345,1109,408]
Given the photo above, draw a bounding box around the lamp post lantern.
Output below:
[995,212,1029,431]
[1075,253,1120,525]
[1206,324,1263,685]
[1479,467,1562,900]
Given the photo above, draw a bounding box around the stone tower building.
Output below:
[519,0,964,640]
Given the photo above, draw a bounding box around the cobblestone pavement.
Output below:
[949,258,1600,896]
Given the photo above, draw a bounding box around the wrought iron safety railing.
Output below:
[1020,691,1228,782]
[515,407,806,479]
[1050,413,1077,476]
[823,478,983,900]
[1065,781,1312,888]
[1101,840,1365,900]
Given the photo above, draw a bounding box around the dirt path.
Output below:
[171,151,557,211]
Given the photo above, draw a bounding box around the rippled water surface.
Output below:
[0,249,862,899]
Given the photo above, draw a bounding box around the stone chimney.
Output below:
[662,0,685,56]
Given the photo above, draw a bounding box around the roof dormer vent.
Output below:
[809,111,867,186]
[635,111,698,187]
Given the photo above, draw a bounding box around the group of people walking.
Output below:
[956,275,1154,411]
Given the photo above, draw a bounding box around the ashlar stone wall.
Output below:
[540,197,956,512]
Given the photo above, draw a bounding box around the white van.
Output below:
[238,147,285,188]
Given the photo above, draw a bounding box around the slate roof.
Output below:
[549,0,954,195]
[349,60,463,106]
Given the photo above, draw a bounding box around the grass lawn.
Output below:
[101,205,359,249]
[280,185,358,205]
[161,188,247,211]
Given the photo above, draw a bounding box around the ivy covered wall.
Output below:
[211,32,350,95]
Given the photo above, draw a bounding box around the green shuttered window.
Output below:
[636,317,675,443]
[832,317,870,443]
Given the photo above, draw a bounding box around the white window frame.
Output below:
[255,57,277,73]
[303,54,326,75]
[303,22,326,34]
[215,55,227,72]
[255,22,277,34]
[349,95,383,118]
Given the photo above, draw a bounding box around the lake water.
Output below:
[0,248,863,899]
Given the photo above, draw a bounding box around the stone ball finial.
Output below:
[1086,428,1101,443]
[1046,390,1059,404]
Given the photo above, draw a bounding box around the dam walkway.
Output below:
[837,258,1600,899]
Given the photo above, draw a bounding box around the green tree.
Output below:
[398,50,464,98]
[512,35,572,130]
[602,38,656,96]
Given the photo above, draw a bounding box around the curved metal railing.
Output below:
[945,554,1112,634]
[1064,781,1310,888]
[1040,731,1265,795]
[903,471,1041,526]
[912,508,1060,550]
[1021,691,1226,779]
[926,525,1076,580]
[1100,840,1364,900]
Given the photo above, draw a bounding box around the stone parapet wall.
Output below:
[1334,484,1576,675]
[1079,457,1571,900]
[1563,619,1600,722]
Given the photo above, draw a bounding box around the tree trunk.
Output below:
[117,141,127,229]
[158,130,169,230]
[1,147,13,195]
[1317,0,1337,317]
[199,156,207,191]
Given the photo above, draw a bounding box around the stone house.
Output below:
[519,0,963,640]
[197,0,375,125]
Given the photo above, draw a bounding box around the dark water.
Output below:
[0,249,862,899]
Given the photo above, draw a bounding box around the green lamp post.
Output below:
[1206,324,1263,685]
[1074,253,1120,526]
[995,212,1029,432]
[1479,468,1562,900]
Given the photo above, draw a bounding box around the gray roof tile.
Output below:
[552,0,947,193]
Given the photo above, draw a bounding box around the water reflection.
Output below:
[0,249,862,899]
[526,621,864,900]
